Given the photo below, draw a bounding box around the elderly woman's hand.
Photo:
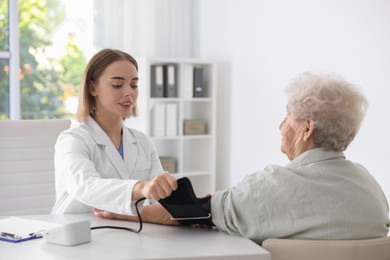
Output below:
[93,208,124,220]
[93,204,180,226]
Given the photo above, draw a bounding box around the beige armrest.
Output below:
[262,237,390,260]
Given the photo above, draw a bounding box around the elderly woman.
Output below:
[95,72,390,244]
[209,72,389,243]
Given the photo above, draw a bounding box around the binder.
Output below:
[193,66,206,98]
[150,64,164,97]
[152,103,166,137]
[164,64,178,97]
[183,64,193,98]
[166,103,178,136]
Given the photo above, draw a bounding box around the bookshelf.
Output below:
[125,57,217,196]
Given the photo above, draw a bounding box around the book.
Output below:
[150,64,165,97]
[152,103,166,137]
[164,64,178,98]
[166,103,178,136]
[193,66,206,98]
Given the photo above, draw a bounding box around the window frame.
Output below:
[1,0,20,119]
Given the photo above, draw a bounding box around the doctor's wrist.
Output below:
[132,180,146,201]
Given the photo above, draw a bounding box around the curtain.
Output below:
[93,0,196,58]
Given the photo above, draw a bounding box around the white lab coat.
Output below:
[51,116,164,215]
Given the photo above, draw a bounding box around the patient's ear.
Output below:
[303,120,315,142]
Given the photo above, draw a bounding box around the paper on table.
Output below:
[0,217,61,242]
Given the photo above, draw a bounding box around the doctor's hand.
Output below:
[133,172,177,201]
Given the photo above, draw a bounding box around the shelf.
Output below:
[127,57,217,193]
[151,135,212,141]
[173,171,212,177]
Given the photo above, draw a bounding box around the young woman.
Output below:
[51,49,177,215]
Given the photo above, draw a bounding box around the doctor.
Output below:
[51,49,177,215]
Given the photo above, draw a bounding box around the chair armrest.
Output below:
[262,237,390,260]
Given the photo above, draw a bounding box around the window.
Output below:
[1,0,194,120]
[0,0,13,119]
[1,0,90,119]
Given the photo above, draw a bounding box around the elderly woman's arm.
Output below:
[93,204,179,226]
[210,170,272,244]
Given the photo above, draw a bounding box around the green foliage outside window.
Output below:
[0,0,87,119]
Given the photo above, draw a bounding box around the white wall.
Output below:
[94,0,196,58]
[197,0,390,202]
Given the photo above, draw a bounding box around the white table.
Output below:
[0,213,270,260]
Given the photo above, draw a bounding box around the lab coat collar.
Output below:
[85,116,137,179]
[122,124,138,176]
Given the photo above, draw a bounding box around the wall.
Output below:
[94,0,196,58]
[197,0,390,202]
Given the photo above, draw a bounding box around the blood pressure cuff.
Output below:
[158,177,215,226]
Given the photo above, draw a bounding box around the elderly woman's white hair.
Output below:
[285,72,368,151]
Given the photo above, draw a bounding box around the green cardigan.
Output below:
[211,148,390,244]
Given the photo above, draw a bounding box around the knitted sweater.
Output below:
[211,148,390,244]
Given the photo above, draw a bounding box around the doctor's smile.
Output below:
[119,101,133,110]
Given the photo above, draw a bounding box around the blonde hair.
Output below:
[285,72,368,151]
[76,49,139,122]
